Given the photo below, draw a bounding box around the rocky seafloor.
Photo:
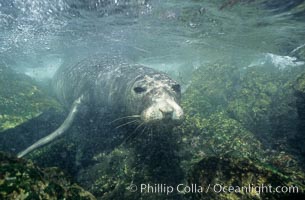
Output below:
[0,151,96,200]
[1,60,305,199]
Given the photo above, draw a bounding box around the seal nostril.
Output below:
[159,108,173,119]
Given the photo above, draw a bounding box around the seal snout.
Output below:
[159,108,174,120]
[142,99,184,125]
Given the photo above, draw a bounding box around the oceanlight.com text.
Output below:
[126,183,300,195]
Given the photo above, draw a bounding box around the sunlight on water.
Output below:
[0,0,304,80]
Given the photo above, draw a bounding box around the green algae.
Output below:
[78,147,137,200]
[176,112,263,165]
[0,151,96,200]
[294,72,305,93]
[187,156,305,200]
[181,63,298,135]
[0,65,62,132]
[174,62,305,199]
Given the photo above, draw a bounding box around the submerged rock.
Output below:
[76,128,184,200]
[0,151,96,200]
[77,147,136,200]
[176,112,263,163]
[179,62,305,159]
[175,62,305,200]
[0,65,61,132]
[294,72,305,94]
[293,72,305,163]
[182,63,298,143]
[187,156,305,200]
[177,63,299,159]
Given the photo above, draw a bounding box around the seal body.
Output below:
[52,55,184,125]
[18,55,184,158]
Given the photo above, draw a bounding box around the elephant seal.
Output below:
[17,55,184,158]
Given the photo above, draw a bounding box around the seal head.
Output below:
[126,73,184,126]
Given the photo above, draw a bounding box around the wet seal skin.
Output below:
[17,55,184,158]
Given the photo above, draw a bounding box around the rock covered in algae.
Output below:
[0,65,61,132]
[174,62,305,199]
[76,128,184,200]
[77,147,137,200]
[181,63,298,140]
[294,72,305,94]
[187,156,305,200]
[176,62,298,161]
[176,112,263,164]
[293,72,305,164]
[0,151,96,200]
[177,62,305,161]
[175,109,305,182]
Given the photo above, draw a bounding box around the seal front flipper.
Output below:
[17,95,84,158]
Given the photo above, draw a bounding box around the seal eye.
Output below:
[134,86,146,94]
[172,84,181,93]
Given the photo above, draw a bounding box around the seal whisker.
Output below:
[115,120,139,129]
[132,122,145,135]
[139,126,147,138]
[149,128,153,142]
[123,122,145,143]
[110,115,141,124]
[134,125,148,143]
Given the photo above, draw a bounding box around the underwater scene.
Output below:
[1,0,305,199]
